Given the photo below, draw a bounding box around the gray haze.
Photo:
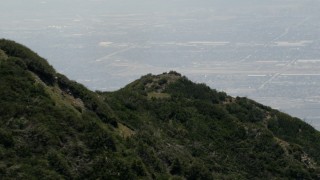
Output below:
[1,0,320,129]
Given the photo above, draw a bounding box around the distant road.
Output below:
[257,17,310,90]
[258,58,297,90]
[95,45,136,62]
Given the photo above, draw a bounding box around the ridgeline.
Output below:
[0,39,320,179]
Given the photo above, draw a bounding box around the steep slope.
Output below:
[1,39,320,179]
[0,39,143,179]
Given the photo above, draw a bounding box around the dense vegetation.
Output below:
[0,39,320,179]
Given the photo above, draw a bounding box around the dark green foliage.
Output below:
[84,122,117,151]
[268,111,320,164]
[165,78,227,103]
[226,97,266,122]
[105,73,320,179]
[0,39,320,179]
[0,40,127,178]
[57,73,118,126]
[170,158,183,175]
[47,151,72,177]
[186,161,213,180]
[131,159,147,176]
[0,39,56,84]
[0,128,14,148]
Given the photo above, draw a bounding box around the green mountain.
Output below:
[0,39,320,179]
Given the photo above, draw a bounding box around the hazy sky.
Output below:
[1,0,318,16]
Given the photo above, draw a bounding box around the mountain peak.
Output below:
[143,71,183,92]
[1,40,320,179]
[120,71,183,95]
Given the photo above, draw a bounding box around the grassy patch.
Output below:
[147,92,171,99]
[117,123,135,138]
[0,49,8,60]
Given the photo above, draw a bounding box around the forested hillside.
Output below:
[0,39,320,179]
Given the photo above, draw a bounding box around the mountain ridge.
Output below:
[0,39,320,179]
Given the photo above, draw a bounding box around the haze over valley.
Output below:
[1,0,320,129]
